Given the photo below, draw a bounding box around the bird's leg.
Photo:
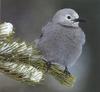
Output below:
[64,66,70,75]
[45,61,52,72]
[42,58,52,72]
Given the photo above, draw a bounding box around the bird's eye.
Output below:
[67,16,71,19]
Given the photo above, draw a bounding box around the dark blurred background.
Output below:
[0,0,100,92]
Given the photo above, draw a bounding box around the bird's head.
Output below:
[52,8,85,27]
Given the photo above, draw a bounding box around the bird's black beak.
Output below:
[73,18,86,23]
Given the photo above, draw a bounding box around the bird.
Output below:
[36,8,85,73]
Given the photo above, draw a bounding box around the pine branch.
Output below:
[0,22,75,87]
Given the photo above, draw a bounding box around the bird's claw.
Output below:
[45,61,52,72]
[64,67,70,75]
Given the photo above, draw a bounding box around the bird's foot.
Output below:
[64,67,70,75]
[45,61,52,72]
[42,58,52,72]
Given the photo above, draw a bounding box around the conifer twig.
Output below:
[0,22,75,87]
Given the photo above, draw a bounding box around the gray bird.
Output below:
[36,8,85,72]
